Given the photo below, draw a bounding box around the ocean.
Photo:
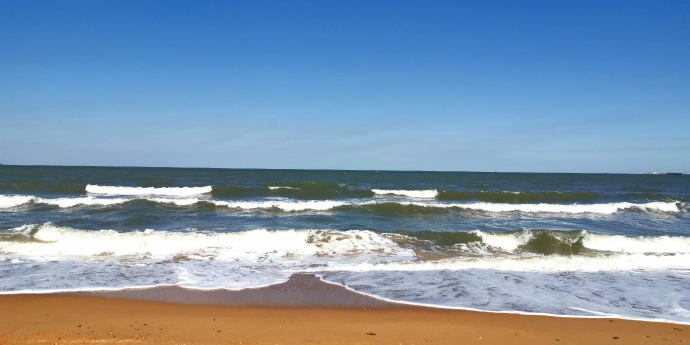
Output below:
[1,165,689,322]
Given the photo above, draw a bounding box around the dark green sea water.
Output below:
[1,166,689,322]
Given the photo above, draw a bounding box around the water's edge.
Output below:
[6,273,687,326]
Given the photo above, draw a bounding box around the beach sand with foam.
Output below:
[1,274,687,345]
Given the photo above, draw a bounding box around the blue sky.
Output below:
[1,0,688,173]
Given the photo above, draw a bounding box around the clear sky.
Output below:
[1,0,688,173]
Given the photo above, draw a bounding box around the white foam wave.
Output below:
[372,189,438,198]
[5,224,690,271]
[211,199,347,212]
[3,195,346,211]
[439,201,682,214]
[473,230,690,254]
[149,197,201,206]
[0,224,414,263]
[0,195,202,208]
[0,195,36,208]
[473,231,526,251]
[85,184,212,196]
[213,199,680,214]
[583,233,690,254]
[319,269,690,324]
[1,194,684,214]
[320,252,690,272]
[36,196,132,208]
[268,186,299,190]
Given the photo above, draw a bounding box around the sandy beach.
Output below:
[1,295,688,345]
[1,275,687,345]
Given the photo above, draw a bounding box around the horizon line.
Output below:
[1,163,686,175]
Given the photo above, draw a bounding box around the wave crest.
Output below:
[474,230,690,255]
[0,224,413,262]
[86,184,212,197]
[0,195,36,208]
[0,193,683,214]
[372,189,438,198]
[446,201,681,214]
[3,225,690,273]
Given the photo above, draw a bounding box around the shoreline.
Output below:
[3,273,689,325]
[1,274,688,344]
[72,274,401,309]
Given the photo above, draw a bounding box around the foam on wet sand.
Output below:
[0,274,687,345]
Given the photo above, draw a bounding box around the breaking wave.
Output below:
[387,229,690,257]
[0,195,36,208]
[0,194,684,215]
[372,189,439,198]
[0,224,412,263]
[210,200,683,214]
[3,224,690,267]
[441,201,682,214]
[473,229,690,254]
[435,190,686,203]
[86,184,212,197]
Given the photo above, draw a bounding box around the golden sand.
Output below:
[1,293,687,345]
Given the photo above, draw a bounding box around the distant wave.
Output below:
[439,201,682,214]
[85,184,212,197]
[436,190,684,203]
[372,189,438,198]
[212,200,683,214]
[0,194,684,214]
[38,196,133,208]
[0,195,141,208]
[211,199,347,212]
[5,180,680,204]
[340,201,683,215]
[0,194,201,208]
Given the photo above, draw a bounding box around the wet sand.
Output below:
[1,275,687,345]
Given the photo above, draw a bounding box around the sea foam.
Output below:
[444,201,681,214]
[36,196,132,208]
[372,189,439,198]
[320,251,690,272]
[0,195,36,208]
[85,184,212,196]
[471,230,690,254]
[211,199,347,212]
[186,199,685,214]
[0,223,413,263]
[1,194,683,214]
[4,223,690,271]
